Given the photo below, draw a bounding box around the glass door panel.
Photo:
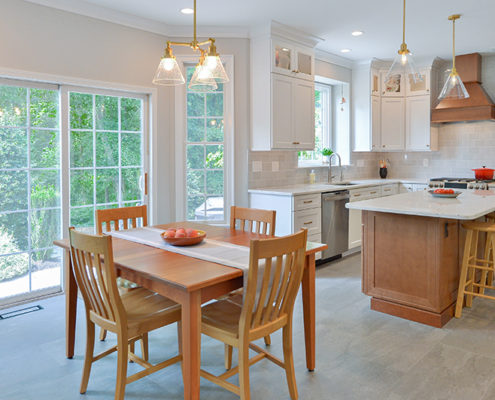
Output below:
[0,83,61,303]
[297,52,312,75]
[69,92,145,233]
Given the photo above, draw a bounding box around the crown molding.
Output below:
[314,49,353,69]
[250,20,323,48]
[24,0,250,38]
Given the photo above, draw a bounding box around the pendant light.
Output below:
[152,0,229,92]
[438,14,469,100]
[385,0,422,84]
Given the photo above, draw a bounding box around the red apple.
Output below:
[175,232,186,238]
[166,228,176,233]
[164,230,175,238]
[176,228,186,235]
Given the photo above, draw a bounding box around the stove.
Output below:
[429,177,494,190]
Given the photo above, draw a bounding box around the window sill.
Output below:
[298,161,351,169]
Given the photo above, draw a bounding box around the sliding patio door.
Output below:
[0,81,149,307]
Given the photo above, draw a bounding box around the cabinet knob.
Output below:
[292,141,300,145]
[382,145,385,148]
[426,144,430,147]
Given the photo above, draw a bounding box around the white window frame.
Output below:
[0,68,156,307]
[174,55,234,225]
[298,82,332,167]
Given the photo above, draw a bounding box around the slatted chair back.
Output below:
[230,206,276,236]
[240,229,307,336]
[96,205,147,235]
[68,227,125,330]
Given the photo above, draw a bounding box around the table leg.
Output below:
[181,290,201,400]
[301,253,315,371]
[65,249,77,359]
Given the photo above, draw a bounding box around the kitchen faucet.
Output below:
[328,152,343,183]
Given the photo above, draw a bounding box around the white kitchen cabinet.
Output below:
[381,70,405,97]
[371,68,380,96]
[380,97,405,150]
[381,183,399,196]
[406,95,438,151]
[348,186,382,249]
[251,22,319,151]
[272,40,314,81]
[371,96,381,151]
[399,183,428,193]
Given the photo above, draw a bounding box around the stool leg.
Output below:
[456,230,474,318]
[466,230,478,308]
[487,232,494,285]
[480,232,492,296]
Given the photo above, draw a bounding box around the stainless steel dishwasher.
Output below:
[320,190,350,261]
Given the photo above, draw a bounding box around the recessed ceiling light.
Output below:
[180,8,194,14]
[340,48,351,53]
[352,30,364,36]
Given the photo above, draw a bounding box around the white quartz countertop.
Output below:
[346,189,495,220]
[248,178,427,196]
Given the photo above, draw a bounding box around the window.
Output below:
[0,80,149,307]
[298,83,331,163]
[0,81,61,302]
[69,92,145,232]
[298,80,350,166]
[185,66,226,222]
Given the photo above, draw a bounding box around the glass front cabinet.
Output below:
[272,40,314,80]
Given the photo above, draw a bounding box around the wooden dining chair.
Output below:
[96,205,147,341]
[68,227,182,400]
[200,229,308,400]
[227,206,277,364]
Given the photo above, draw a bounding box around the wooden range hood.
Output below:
[431,53,495,123]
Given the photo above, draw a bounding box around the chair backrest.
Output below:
[96,205,148,235]
[68,227,125,329]
[230,206,276,236]
[240,229,307,335]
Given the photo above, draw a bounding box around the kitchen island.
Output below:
[347,189,495,327]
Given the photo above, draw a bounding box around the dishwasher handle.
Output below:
[322,191,350,202]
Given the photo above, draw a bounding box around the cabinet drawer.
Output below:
[294,208,321,236]
[381,184,399,196]
[350,186,381,201]
[293,193,321,211]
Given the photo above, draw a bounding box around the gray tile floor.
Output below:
[2,253,495,400]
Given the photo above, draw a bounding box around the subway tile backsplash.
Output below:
[248,121,495,189]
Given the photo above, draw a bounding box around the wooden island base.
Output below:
[362,211,462,328]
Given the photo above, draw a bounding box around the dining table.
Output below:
[54,222,327,400]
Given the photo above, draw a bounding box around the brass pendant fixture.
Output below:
[385,0,422,84]
[152,0,229,92]
[438,14,469,100]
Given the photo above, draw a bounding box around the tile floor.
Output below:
[1,253,495,400]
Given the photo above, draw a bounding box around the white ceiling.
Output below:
[27,0,495,62]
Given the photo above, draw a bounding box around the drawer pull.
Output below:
[303,200,313,204]
[303,221,313,225]
[384,189,391,191]
[292,141,300,145]
[353,194,361,197]
[370,191,377,194]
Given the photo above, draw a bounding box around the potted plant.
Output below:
[321,148,333,164]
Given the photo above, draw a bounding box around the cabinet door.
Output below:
[406,68,430,96]
[294,48,314,79]
[406,95,431,151]
[348,209,362,249]
[381,71,405,97]
[371,96,381,151]
[371,68,380,96]
[272,41,293,76]
[292,79,315,149]
[380,97,405,150]
[271,74,294,149]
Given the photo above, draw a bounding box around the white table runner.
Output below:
[108,227,251,281]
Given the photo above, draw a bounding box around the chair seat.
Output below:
[202,297,243,339]
[122,288,181,337]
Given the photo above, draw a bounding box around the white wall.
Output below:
[0,0,250,223]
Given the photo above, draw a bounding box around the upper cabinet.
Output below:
[352,58,442,153]
[250,22,321,151]
[272,41,314,80]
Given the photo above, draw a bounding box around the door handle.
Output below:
[144,172,148,196]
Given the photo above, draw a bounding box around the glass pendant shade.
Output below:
[438,71,469,100]
[153,56,185,86]
[385,49,422,84]
[204,55,229,83]
[188,62,218,92]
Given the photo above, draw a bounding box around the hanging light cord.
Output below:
[452,17,456,73]
[193,0,197,46]
[402,0,406,45]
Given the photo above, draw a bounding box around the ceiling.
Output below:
[27,0,495,62]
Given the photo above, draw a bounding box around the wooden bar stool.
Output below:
[485,213,495,285]
[455,220,495,318]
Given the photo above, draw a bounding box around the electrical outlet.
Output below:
[423,158,429,167]
[252,161,262,172]
[357,159,365,167]
[272,161,279,172]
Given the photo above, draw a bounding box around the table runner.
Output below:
[108,227,251,283]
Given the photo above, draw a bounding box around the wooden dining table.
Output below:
[54,222,327,400]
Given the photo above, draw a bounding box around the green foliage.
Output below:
[0,229,28,282]
[321,147,334,156]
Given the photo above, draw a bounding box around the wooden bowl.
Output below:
[160,230,206,246]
